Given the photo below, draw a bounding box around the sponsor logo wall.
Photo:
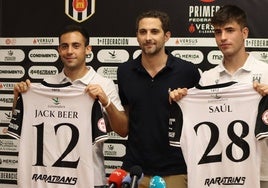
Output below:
[0,0,268,186]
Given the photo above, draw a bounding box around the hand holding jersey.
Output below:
[169,82,268,187]
[8,82,109,187]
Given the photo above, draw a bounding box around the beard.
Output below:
[141,43,162,56]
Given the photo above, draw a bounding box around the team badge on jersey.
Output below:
[91,100,108,145]
[262,110,268,125]
[65,0,95,23]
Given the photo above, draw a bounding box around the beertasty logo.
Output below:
[52,97,60,105]
[28,66,58,79]
[65,0,96,23]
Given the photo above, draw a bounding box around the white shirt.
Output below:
[200,54,268,85]
[44,66,124,186]
[199,53,268,181]
[8,83,98,188]
[174,83,268,188]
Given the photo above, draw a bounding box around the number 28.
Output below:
[195,120,250,164]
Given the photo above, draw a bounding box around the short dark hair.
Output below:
[211,5,248,28]
[58,25,89,46]
[136,10,170,33]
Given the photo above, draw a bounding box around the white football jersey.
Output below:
[8,82,108,188]
[169,82,268,188]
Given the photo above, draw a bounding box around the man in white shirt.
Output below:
[170,5,268,187]
[13,24,128,187]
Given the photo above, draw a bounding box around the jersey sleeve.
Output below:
[7,94,24,139]
[168,102,183,147]
[255,96,268,140]
[91,99,108,145]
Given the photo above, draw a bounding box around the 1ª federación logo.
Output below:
[65,0,95,23]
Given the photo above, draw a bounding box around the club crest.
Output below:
[65,0,95,23]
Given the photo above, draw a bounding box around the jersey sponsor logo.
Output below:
[262,110,268,125]
[65,0,95,23]
[205,176,246,186]
[52,97,60,105]
[32,173,77,185]
[210,88,222,99]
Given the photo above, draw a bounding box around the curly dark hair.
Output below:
[136,10,170,33]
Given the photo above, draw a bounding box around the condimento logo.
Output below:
[0,66,25,78]
[28,49,59,62]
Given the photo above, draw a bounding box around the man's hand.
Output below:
[12,79,31,112]
[84,84,110,107]
[253,82,268,96]
[169,88,188,103]
[14,79,31,96]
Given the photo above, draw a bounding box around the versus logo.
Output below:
[65,0,96,23]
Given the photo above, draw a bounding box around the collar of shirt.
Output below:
[59,66,97,86]
[133,50,174,71]
[217,53,254,74]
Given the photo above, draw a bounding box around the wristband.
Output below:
[103,98,111,108]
